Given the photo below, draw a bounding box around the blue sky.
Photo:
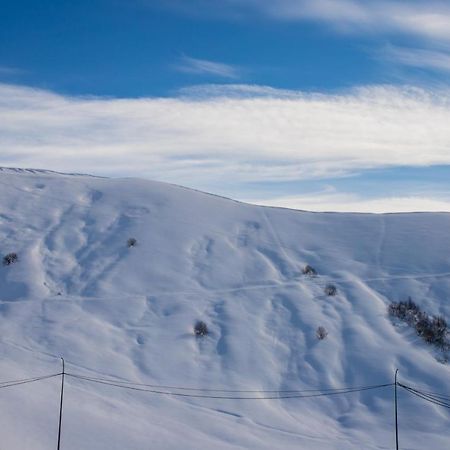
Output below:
[1,0,450,211]
[1,0,448,95]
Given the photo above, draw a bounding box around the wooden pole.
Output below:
[394,369,399,450]
[57,358,65,450]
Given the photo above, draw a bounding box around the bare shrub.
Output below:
[388,302,400,317]
[405,297,419,313]
[194,321,208,337]
[316,326,328,340]
[389,297,419,324]
[389,298,449,352]
[302,265,317,276]
[415,314,431,337]
[431,316,448,344]
[324,284,337,296]
[127,238,137,248]
[3,253,18,266]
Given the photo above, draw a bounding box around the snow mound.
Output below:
[0,169,449,449]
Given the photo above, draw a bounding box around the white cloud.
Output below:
[175,56,240,79]
[249,191,450,213]
[164,1,450,42]
[1,82,450,189]
[381,46,450,73]
[270,1,450,41]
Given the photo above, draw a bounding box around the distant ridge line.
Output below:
[0,166,107,178]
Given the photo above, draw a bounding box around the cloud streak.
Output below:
[1,82,450,191]
[382,46,450,73]
[163,1,450,42]
[0,66,25,76]
[272,0,450,41]
[175,56,240,79]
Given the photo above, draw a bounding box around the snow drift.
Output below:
[0,167,449,449]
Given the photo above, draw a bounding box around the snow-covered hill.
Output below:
[0,168,449,450]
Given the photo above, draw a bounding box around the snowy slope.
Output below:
[0,167,449,450]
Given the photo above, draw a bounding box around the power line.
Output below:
[398,383,450,409]
[66,373,393,400]
[0,373,61,389]
[402,388,450,409]
[62,369,393,394]
[1,366,448,449]
[0,366,397,397]
[0,367,395,398]
[0,373,57,385]
[400,385,450,402]
[402,387,450,409]
[61,366,392,394]
[0,369,395,399]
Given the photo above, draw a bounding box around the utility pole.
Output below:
[394,369,399,450]
[57,357,65,450]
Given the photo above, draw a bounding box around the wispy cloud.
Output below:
[0,66,25,76]
[1,82,450,191]
[270,1,450,41]
[163,1,450,43]
[381,46,450,73]
[175,56,240,79]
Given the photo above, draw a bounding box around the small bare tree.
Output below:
[194,321,208,337]
[302,265,317,276]
[316,326,328,340]
[127,238,137,248]
[324,284,337,296]
[3,253,18,266]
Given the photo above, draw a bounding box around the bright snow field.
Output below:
[0,167,449,449]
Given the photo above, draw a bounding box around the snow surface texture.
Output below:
[0,168,449,450]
